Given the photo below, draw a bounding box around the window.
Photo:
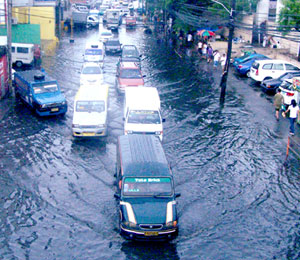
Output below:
[11,47,15,53]
[128,110,161,124]
[17,47,29,54]
[285,64,300,71]
[262,63,272,70]
[123,177,172,196]
[76,101,105,113]
[273,63,284,70]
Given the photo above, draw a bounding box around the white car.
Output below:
[279,79,300,106]
[80,62,104,86]
[250,59,300,82]
[99,29,113,42]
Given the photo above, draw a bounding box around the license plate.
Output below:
[51,108,59,112]
[83,132,95,136]
[144,231,159,236]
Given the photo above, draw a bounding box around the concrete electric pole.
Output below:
[7,0,13,96]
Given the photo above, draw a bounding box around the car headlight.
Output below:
[125,130,133,134]
[98,124,105,128]
[123,221,137,228]
[72,124,80,128]
[166,221,177,227]
[40,104,46,108]
[61,101,66,105]
[155,131,162,135]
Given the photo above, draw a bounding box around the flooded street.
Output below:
[1,23,300,260]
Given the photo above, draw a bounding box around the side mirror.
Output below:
[162,118,166,122]
[175,193,181,198]
[114,193,120,199]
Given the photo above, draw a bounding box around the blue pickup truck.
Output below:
[14,69,67,116]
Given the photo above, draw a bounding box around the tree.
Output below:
[278,0,300,33]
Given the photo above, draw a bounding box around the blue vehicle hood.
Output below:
[35,92,66,104]
[125,197,171,224]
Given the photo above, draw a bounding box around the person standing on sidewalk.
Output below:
[220,53,226,73]
[34,44,41,69]
[274,88,284,121]
[207,44,213,63]
[202,42,207,59]
[198,41,203,56]
[213,50,220,68]
[285,99,299,135]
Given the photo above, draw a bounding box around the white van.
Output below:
[123,87,165,141]
[11,43,34,68]
[72,84,109,137]
[84,42,105,67]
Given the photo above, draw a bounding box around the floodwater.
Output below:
[0,22,300,260]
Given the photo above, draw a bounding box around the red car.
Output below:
[125,16,137,28]
[115,62,144,93]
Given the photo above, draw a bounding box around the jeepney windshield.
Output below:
[33,83,59,94]
[127,110,161,124]
[123,177,172,196]
[85,49,102,55]
[76,100,105,113]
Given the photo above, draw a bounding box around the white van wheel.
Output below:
[16,61,23,68]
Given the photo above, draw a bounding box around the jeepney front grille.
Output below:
[139,224,163,230]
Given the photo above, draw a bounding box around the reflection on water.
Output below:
[121,241,180,260]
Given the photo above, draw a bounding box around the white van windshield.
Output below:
[127,110,161,124]
[33,83,58,94]
[76,101,105,112]
[85,49,102,55]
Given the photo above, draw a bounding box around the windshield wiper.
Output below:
[152,192,170,198]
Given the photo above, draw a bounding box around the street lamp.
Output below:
[210,0,236,103]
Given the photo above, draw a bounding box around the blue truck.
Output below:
[14,69,67,116]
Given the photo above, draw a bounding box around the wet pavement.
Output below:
[0,22,300,260]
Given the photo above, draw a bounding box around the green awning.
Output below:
[0,24,40,44]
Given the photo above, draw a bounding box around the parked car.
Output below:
[104,39,122,54]
[234,54,269,76]
[249,59,300,83]
[80,62,103,86]
[261,72,300,94]
[233,53,264,68]
[279,78,300,106]
[120,45,141,67]
[14,69,67,116]
[99,29,113,42]
[115,61,144,93]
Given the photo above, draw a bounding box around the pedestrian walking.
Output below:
[262,34,268,48]
[198,41,203,56]
[285,99,299,135]
[202,42,207,59]
[207,44,213,63]
[273,88,284,121]
[187,33,193,47]
[220,53,226,73]
[34,44,41,69]
[213,50,220,67]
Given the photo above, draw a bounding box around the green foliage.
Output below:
[278,0,300,33]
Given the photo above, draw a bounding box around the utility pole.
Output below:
[219,0,236,103]
[7,0,13,97]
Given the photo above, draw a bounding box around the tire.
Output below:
[15,61,23,68]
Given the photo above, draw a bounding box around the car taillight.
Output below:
[255,69,259,76]
[287,92,294,96]
[267,85,271,88]
[238,65,243,69]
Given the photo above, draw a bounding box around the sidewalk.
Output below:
[0,97,13,121]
